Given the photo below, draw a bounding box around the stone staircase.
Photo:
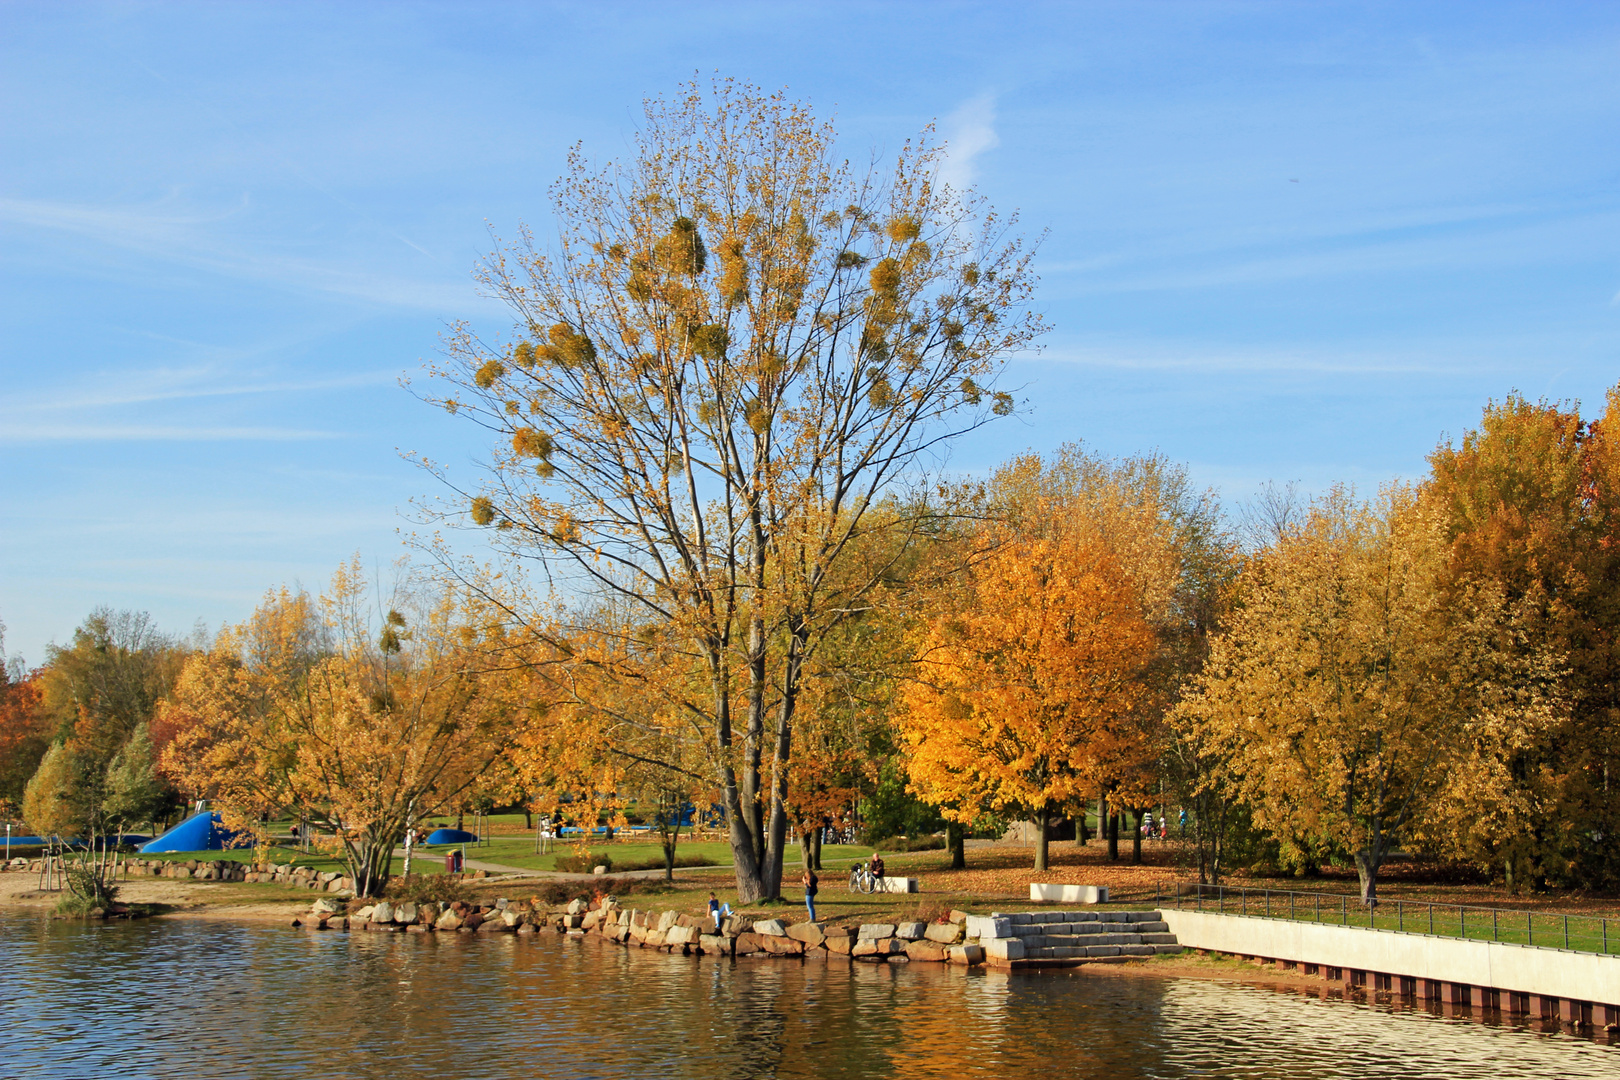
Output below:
[969,910,1182,967]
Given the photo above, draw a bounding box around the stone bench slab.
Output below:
[1031,883,1109,904]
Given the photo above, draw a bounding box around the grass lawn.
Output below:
[434,836,879,874]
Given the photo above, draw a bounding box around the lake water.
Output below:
[2,913,1616,1079]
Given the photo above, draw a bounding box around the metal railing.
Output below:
[1156,881,1618,958]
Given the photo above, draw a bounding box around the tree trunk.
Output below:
[715,655,767,904]
[663,831,676,882]
[1106,809,1119,862]
[810,826,823,871]
[1131,808,1144,864]
[762,630,807,902]
[947,820,965,869]
[347,832,398,898]
[1034,809,1049,872]
[1354,850,1382,905]
[1076,810,1089,847]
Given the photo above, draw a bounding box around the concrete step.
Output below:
[1010,920,1170,938]
[994,909,1166,925]
[1024,942,1183,959]
[1016,931,1147,948]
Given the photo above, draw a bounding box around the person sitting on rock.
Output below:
[708,891,730,931]
[869,853,885,886]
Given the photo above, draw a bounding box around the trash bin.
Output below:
[446,850,463,873]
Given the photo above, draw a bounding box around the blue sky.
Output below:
[2,1,1617,664]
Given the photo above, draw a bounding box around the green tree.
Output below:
[104,726,166,833]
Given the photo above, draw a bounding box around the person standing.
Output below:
[801,868,819,922]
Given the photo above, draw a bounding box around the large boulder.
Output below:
[353,906,376,923]
[856,923,895,940]
[905,940,949,962]
[393,902,418,925]
[733,932,762,955]
[655,910,679,932]
[924,922,964,944]
[753,919,787,937]
[435,909,464,931]
[567,898,587,916]
[761,935,806,956]
[896,921,926,941]
[371,901,395,924]
[785,922,825,946]
[309,898,340,916]
[949,944,985,966]
[852,937,905,957]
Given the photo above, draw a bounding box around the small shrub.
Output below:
[384,875,474,906]
[54,894,97,918]
[533,875,671,906]
[872,834,945,853]
[553,852,612,874]
[608,853,719,873]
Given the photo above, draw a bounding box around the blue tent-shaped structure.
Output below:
[138,812,243,853]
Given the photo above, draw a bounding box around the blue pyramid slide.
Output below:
[138,811,244,853]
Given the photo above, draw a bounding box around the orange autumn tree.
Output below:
[508,610,713,880]
[900,504,1158,871]
[162,561,518,897]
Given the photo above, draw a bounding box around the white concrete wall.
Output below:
[1160,909,1620,1004]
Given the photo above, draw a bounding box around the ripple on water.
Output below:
[1,913,1615,1080]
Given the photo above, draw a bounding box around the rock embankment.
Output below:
[2,857,354,892]
[299,895,1181,971]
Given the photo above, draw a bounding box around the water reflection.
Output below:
[1,914,1614,1079]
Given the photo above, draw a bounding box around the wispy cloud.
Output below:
[0,194,479,311]
[1029,339,1523,377]
[0,424,343,443]
[11,366,398,413]
[939,92,1000,192]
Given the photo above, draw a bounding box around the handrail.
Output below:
[1152,881,1617,958]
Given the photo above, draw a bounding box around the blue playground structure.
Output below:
[423,828,478,845]
[138,812,244,853]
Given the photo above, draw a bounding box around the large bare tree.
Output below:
[417,78,1043,901]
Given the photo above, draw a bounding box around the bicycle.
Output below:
[848,863,875,893]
